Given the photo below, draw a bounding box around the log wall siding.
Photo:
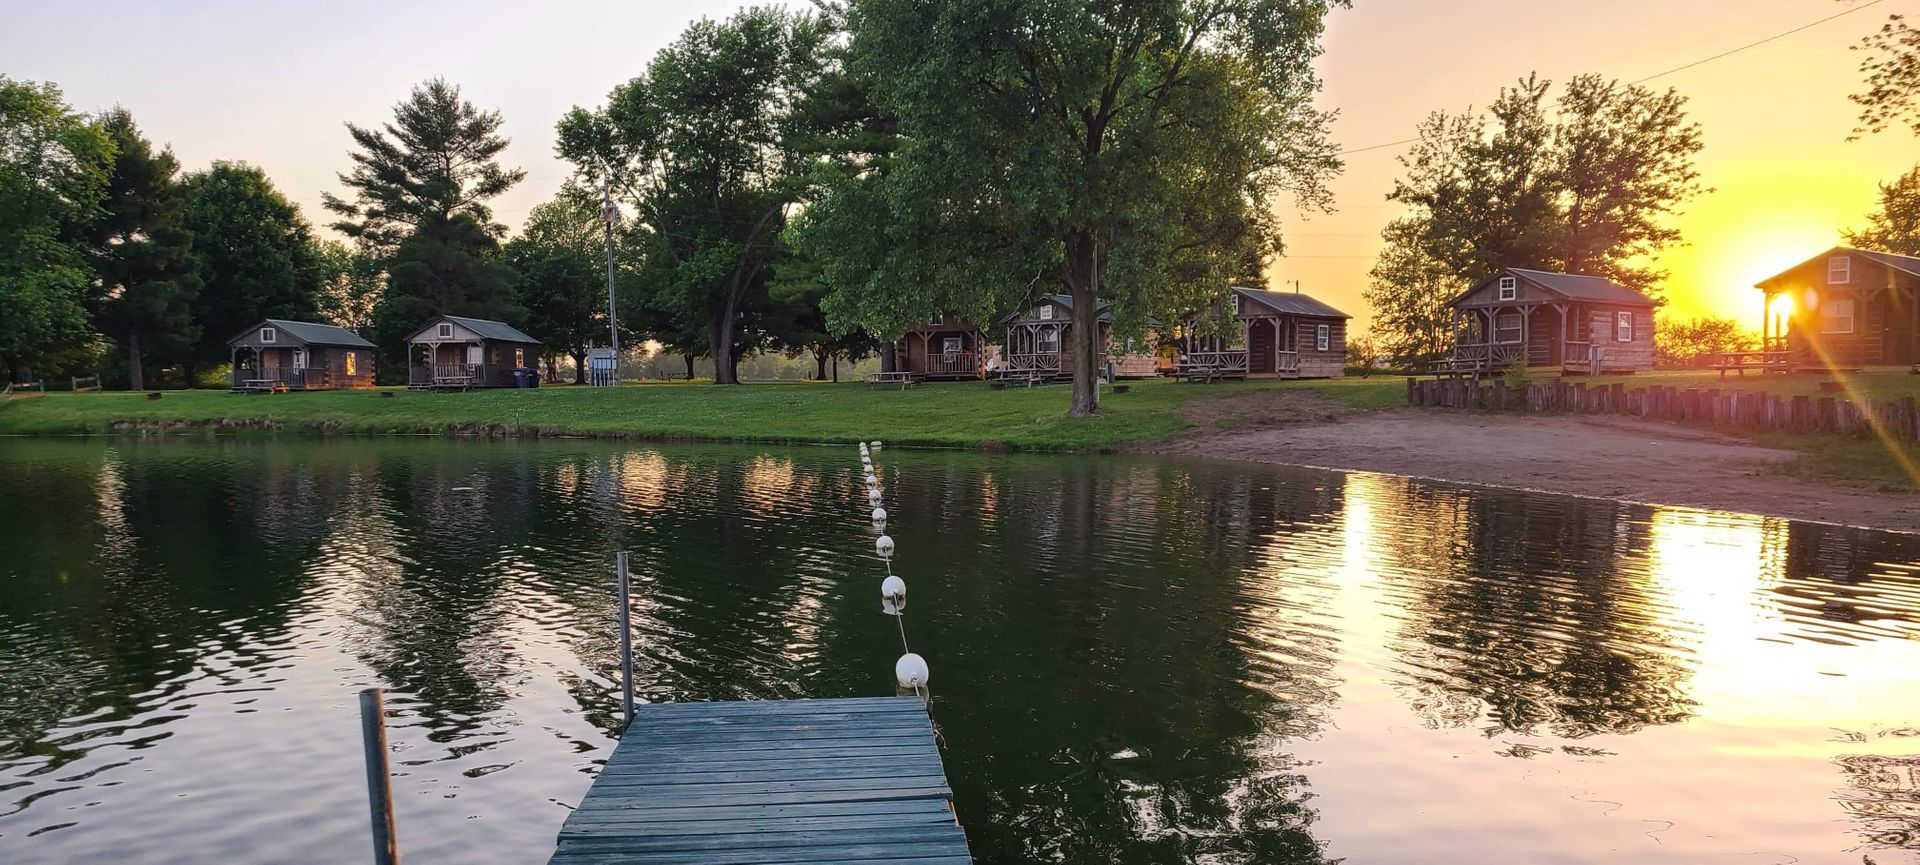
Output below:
[1296,317,1346,379]
[1763,252,1920,367]
[1405,377,1920,442]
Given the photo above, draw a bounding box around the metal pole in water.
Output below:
[358,687,400,865]
[617,550,634,729]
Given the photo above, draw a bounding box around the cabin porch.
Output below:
[1761,283,1919,371]
[407,341,525,389]
[228,346,363,392]
[900,328,986,380]
[1449,303,1630,374]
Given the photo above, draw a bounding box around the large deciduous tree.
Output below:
[1844,166,1920,256]
[1851,14,1920,138]
[316,240,384,333]
[557,7,826,385]
[180,161,324,384]
[88,108,201,391]
[817,0,1344,415]
[504,187,617,383]
[0,77,111,384]
[1365,73,1703,367]
[326,78,526,374]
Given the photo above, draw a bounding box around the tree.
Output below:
[326,78,526,375]
[1844,166,1920,256]
[820,0,1344,415]
[87,108,201,391]
[504,187,615,383]
[558,8,827,385]
[316,240,384,333]
[1655,316,1754,368]
[1367,74,1703,364]
[0,77,112,383]
[180,161,324,383]
[1851,14,1920,138]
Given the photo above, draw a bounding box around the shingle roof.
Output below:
[1230,287,1350,319]
[233,319,375,348]
[1852,248,1920,277]
[1004,294,1160,326]
[1503,268,1654,305]
[1756,247,1920,290]
[409,315,541,344]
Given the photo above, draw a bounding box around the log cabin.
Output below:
[895,313,991,380]
[404,315,544,389]
[227,319,376,391]
[1000,294,1160,379]
[1754,246,1920,370]
[1178,287,1350,379]
[1447,268,1656,374]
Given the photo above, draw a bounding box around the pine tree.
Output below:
[88,108,200,390]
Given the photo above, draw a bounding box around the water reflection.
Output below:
[0,439,1916,864]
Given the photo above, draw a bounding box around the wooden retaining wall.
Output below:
[1404,377,1920,441]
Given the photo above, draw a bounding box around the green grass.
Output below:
[0,378,1350,450]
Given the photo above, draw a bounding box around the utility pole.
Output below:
[601,178,621,385]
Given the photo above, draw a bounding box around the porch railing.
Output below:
[411,363,487,385]
[233,366,317,389]
[1183,349,1249,372]
[1275,350,1300,373]
[1449,342,1528,370]
[925,351,978,377]
[1005,352,1062,373]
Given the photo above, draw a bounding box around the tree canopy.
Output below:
[1852,14,1920,139]
[504,186,618,383]
[180,161,325,378]
[87,108,201,390]
[1845,165,1920,256]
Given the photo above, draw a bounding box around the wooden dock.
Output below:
[549,696,972,864]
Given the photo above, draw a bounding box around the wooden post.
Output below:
[617,550,635,730]
[1406,377,1416,407]
[359,688,400,865]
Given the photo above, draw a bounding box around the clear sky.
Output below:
[3,0,1913,330]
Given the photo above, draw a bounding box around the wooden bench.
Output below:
[867,371,922,390]
[1173,363,1222,383]
[235,378,289,394]
[432,376,476,391]
[989,369,1044,387]
[1706,350,1792,377]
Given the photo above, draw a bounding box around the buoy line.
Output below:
[859,441,931,711]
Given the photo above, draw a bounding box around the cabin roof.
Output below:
[231,319,374,348]
[1003,294,1161,326]
[406,315,540,344]
[1231,287,1350,319]
[1455,268,1654,307]
[1753,246,1920,289]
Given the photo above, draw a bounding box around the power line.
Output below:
[1336,0,1889,157]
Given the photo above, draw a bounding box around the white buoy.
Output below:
[870,440,882,448]
[867,489,883,507]
[881,575,906,615]
[894,653,928,688]
[871,506,887,523]
[875,534,894,558]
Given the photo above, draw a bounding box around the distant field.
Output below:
[0,378,1381,450]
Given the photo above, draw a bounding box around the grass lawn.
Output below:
[0,378,1356,450]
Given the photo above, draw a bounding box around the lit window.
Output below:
[1615,311,1635,342]
[260,327,277,343]
[1827,256,1851,285]
[942,337,962,354]
[515,348,525,367]
[1038,305,1054,321]
[345,352,357,376]
[1316,324,1331,351]
[1497,276,1517,301]
[1821,298,1856,334]
[1495,312,1522,344]
[438,323,453,338]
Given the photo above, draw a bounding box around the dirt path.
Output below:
[1140,390,1920,532]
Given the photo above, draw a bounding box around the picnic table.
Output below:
[236,377,289,394]
[867,371,922,389]
[1173,362,1222,383]
[989,368,1044,387]
[1706,350,1792,377]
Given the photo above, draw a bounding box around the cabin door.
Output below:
[1248,319,1276,374]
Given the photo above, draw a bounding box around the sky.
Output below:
[3,0,1914,330]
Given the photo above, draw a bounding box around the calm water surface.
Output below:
[1,439,1917,864]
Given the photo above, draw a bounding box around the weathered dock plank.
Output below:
[550,696,970,864]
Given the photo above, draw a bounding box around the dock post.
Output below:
[617,550,634,729]
[358,688,400,865]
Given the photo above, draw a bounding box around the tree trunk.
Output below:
[813,346,829,381]
[1065,232,1099,417]
[831,354,839,383]
[709,314,739,385]
[572,350,587,385]
[127,330,146,392]
[879,343,897,373]
[183,359,198,389]
[682,353,695,381]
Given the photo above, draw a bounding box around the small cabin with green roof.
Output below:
[227,319,376,391]
[404,314,543,389]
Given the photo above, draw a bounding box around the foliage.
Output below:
[1363,218,1458,370]
[1654,315,1755,367]
[322,77,525,249]
[815,0,1345,415]
[504,186,618,382]
[369,214,522,380]
[1342,332,1378,370]
[558,7,826,385]
[316,240,384,333]
[86,108,202,391]
[180,161,325,380]
[1500,360,1531,389]
[1843,165,1920,256]
[1851,14,1920,139]
[0,76,112,383]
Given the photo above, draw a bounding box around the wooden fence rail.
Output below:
[1405,377,1920,442]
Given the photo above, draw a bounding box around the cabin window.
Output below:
[1827,255,1851,285]
[345,352,358,376]
[1494,312,1522,344]
[941,337,962,354]
[438,323,453,338]
[928,314,943,326]
[292,349,306,369]
[260,327,277,343]
[514,348,526,367]
[1571,305,1589,341]
[1821,298,1856,334]
[1615,311,1634,342]
[1038,305,1054,321]
[1316,324,1331,352]
[1497,276,1517,301]
[1038,327,1059,352]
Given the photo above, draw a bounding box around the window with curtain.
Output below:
[1820,298,1856,334]
[1495,312,1522,344]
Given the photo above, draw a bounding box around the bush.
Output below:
[1657,316,1755,367]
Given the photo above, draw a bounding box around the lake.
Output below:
[0,438,1916,864]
